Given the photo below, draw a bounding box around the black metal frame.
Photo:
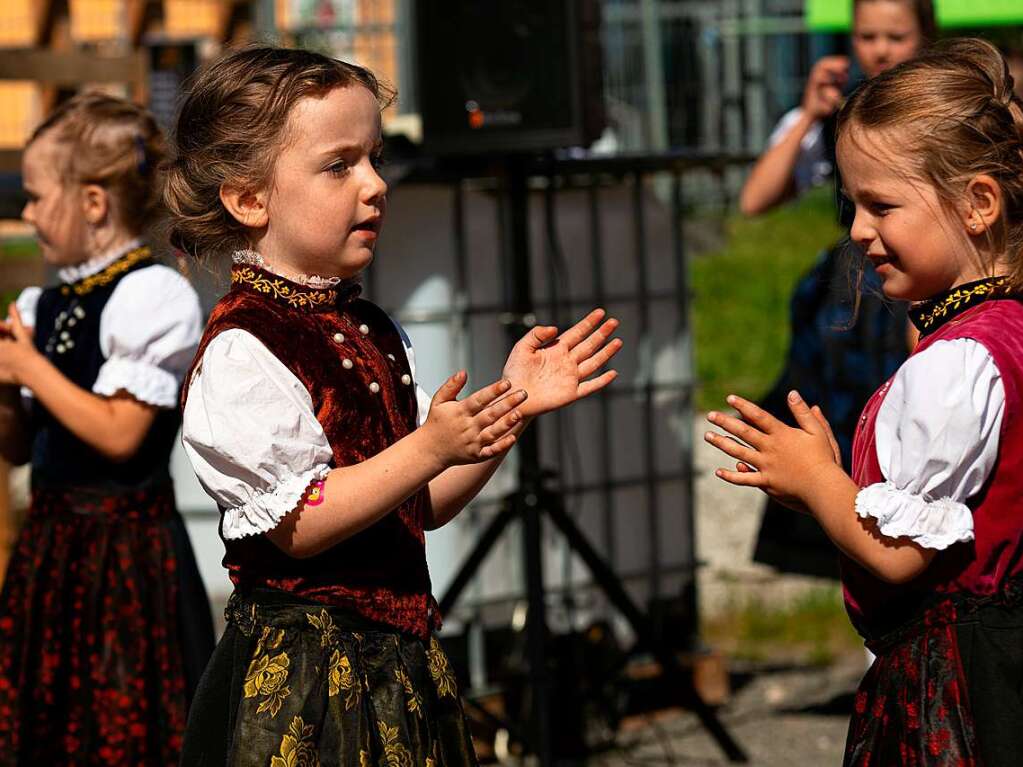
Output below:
[369,151,753,764]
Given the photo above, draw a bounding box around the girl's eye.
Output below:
[327,161,350,176]
[870,202,894,216]
[371,152,385,170]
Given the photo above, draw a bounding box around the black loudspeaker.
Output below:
[414,0,605,156]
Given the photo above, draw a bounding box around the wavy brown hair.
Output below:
[29,92,166,235]
[837,37,1023,290]
[164,46,394,260]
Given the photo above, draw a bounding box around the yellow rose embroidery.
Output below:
[327,648,360,710]
[306,609,340,647]
[378,723,413,767]
[394,667,423,717]
[270,715,319,767]
[427,637,457,698]
[243,627,292,716]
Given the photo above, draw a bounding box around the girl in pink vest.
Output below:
[706,39,1023,765]
[166,47,622,766]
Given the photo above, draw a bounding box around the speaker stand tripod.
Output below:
[438,157,748,765]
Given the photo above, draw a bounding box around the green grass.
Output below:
[0,237,37,313]
[703,585,863,665]
[691,189,843,412]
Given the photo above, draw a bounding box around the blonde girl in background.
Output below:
[0,93,214,765]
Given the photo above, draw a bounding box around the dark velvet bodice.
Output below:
[29,246,180,489]
[185,265,438,638]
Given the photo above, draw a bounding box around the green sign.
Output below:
[806,0,1023,31]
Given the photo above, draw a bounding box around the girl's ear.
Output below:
[81,183,109,226]
[963,174,1003,236]
[220,183,269,230]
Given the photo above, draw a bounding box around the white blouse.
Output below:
[17,261,202,410]
[181,320,432,540]
[856,338,1004,550]
[767,107,832,196]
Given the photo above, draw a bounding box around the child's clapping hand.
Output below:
[422,372,528,465]
[704,391,842,513]
[501,308,622,418]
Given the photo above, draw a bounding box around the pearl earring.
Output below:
[970,222,978,231]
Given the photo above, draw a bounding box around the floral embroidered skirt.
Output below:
[181,588,479,767]
[845,579,1023,767]
[0,481,215,766]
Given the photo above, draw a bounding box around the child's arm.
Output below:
[266,372,527,558]
[423,309,622,530]
[0,304,157,462]
[706,391,935,584]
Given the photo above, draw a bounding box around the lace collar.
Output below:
[57,238,144,284]
[909,276,1016,336]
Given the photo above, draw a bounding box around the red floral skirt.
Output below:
[845,578,1023,767]
[0,481,214,766]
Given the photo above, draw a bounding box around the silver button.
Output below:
[60,331,70,341]
[333,332,345,344]
[56,344,66,354]
[73,307,85,319]
[65,340,74,349]
[369,382,380,393]
[401,374,411,386]
[359,324,370,335]
[342,359,353,370]
[67,318,76,327]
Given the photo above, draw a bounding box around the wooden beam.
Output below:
[0,152,21,175]
[0,49,147,86]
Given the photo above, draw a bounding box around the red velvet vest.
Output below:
[844,298,1023,636]
[184,265,439,638]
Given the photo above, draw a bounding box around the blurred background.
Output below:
[1,2,1022,764]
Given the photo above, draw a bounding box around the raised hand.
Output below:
[802,55,849,120]
[501,308,622,418]
[422,372,528,466]
[704,391,842,512]
[0,304,40,387]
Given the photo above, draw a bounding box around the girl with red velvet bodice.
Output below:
[167,47,622,767]
[705,40,1023,765]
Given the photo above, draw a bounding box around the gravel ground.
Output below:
[594,657,863,767]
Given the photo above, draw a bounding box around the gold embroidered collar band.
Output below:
[59,245,152,297]
[231,264,362,312]
[909,276,1015,336]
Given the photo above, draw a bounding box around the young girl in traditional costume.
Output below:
[707,39,1023,765]
[167,47,622,766]
[0,93,214,765]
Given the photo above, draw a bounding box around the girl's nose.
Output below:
[849,209,875,249]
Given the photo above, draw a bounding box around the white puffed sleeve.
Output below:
[391,317,433,427]
[856,338,1004,550]
[15,286,40,328]
[15,287,41,401]
[181,329,334,539]
[95,265,202,408]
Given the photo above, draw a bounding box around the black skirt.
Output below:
[845,578,1023,766]
[182,588,479,767]
[0,480,215,766]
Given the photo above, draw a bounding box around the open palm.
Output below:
[501,309,622,418]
